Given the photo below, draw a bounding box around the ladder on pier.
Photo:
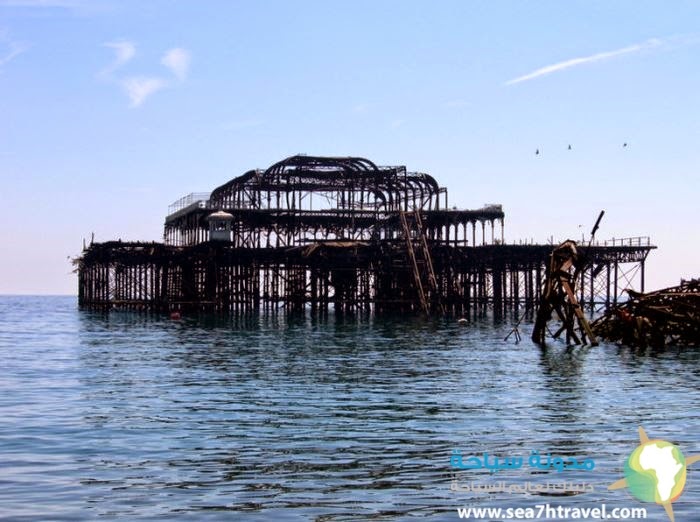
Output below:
[399,210,445,315]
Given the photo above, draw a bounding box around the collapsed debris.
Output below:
[591,279,700,348]
[531,240,598,346]
[531,211,604,346]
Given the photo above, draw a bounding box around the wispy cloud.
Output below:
[121,76,166,107]
[504,37,663,86]
[161,47,190,81]
[352,103,369,114]
[443,99,471,108]
[0,0,83,6]
[0,29,28,71]
[99,41,192,107]
[0,0,112,15]
[220,119,265,131]
[0,39,27,68]
[100,40,135,78]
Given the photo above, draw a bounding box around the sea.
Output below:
[1,295,699,521]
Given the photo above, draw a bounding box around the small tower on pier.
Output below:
[207,210,234,241]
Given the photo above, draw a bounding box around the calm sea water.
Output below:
[1,295,699,521]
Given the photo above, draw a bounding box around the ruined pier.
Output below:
[78,155,654,315]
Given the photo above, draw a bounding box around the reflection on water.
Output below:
[1,296,699,521]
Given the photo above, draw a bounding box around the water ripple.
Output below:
[1,296,699,520]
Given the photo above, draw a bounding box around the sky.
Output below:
[1,0,699,295]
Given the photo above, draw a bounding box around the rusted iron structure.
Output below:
[531,240,598,346]
[592,279,700,348]
[78,155,655,315]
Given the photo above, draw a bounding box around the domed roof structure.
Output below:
[206,210,234,221]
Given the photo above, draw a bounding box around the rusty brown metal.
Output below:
[531,240,598,346]
[592,279,700,348]
[77,155,653,316]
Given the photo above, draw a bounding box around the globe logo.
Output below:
[609,427,700,522]
[625,440,685,504]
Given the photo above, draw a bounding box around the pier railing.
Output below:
[603,237,651,247]
[167,192,211,217]
[512,236,652,248]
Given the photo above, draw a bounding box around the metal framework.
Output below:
[78,155,654,316]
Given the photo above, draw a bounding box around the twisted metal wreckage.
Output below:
[591,279,700,348]
[78,155,654,316]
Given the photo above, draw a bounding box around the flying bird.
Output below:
[535,148,540,155]
[623,142,628,148]
[568,144,572,150]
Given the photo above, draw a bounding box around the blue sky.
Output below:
[1,0,699,294]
